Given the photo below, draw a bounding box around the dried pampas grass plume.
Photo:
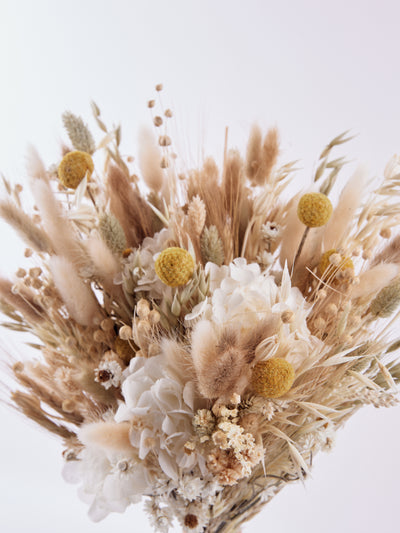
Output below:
[78,421,133,453]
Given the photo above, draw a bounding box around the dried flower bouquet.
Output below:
[1,87,400,533]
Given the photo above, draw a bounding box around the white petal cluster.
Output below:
[135,228,174,298]
[187,258,309,332]
[62,449,150,522]
[115,355,197,480]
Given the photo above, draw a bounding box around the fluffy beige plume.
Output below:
[78,421,133,453]
[324,166,367,249]
[0,200,52,252]
[245,126,279,186]
[12,391,74,439]
[351,263,399,299]
[279,194,304,268]
[107,165,154,248]
[49,256,102,326]
[187,195,206,237]
[246,124,263,184]
[25,145,48,181]
[138,127,164,193]
[261,127,280,184]
[191,320,267,400]
[0,277,44,323]
[86,234,121,291]
[372,235,400,266]
[161,337,195,384]
[30,179,86,264]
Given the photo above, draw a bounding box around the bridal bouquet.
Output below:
[1,87,400,532]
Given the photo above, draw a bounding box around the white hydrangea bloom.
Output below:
[187,258,309,334]
[62,449,150,522]
[115,355,197,480]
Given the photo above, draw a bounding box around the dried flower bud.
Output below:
[153,116,163,127]
[297,192,333,227]
[380,228,391,239]
[164,109,173,118]
[58,150,94,189]
[148,309,161,325]
[136,298,150,319]
[155,247,195,287]
[148,100,155,108]
[318,249,354,277]
[159,135,172,147]
[155,83,163,91]
[251,359,295,398]
[119,325,133,340]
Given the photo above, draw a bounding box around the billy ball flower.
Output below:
[251,358,295,398]
[297,192,333,227]
[58,150,94,189]
[155,247,195,287]
[318,249,354,277]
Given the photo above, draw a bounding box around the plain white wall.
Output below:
[1,1,400,531]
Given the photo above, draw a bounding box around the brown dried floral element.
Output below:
[184,514,199,529]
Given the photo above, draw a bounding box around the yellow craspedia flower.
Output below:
[155,247,195,287]
[251,358,295,398]
[114,337,135,364]
[318,249,354,276]
[297,192,333,227]
[58,150,94,189]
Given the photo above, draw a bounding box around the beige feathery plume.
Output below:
[351,263,399,299]
[30,179,86,265]
[86,234,121,293]
[25,145,48,181]
[191,320,267,400]
[372,235,400,266]
[187,195,206,237]
[261,127,280,185]
[138,127,164,193]
[99,212,127,255]
[200,225,225,266]
[280,194,304,268]
[0,277,44,323]
[12,391,75,439]
[107,165,154,248]
[370,276,400,318]
[0,201,52,252]
[191,320,250,400]
[78,421,133,453]
[161,337,195,385]
[246,124,263,184]
[324,166,367,249]
[49,256,102,326]
[62,111,95,154]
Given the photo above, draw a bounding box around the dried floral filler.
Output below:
[1,89,400,533]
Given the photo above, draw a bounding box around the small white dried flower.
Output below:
[94,360,123,389]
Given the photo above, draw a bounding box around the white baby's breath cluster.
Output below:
[1,92,400,533]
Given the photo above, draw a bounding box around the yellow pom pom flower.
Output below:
[251,358,295,398]
[297,192,333,227]
[58,150,94,189]
[318,249,354,277]
[155,247,195,287]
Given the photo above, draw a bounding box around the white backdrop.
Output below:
[1,1,400,532]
